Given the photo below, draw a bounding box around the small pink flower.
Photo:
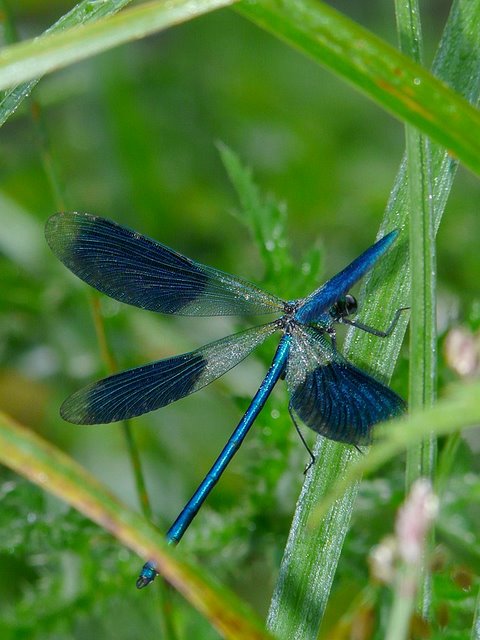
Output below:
[445,327,479,377]
[396,479,438,565]
[369,536,396,584]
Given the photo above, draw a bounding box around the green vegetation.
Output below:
[1,1,479,638]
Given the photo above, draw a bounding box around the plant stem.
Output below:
[90,299,178,639]
[267,1,480,636]
[394,0,436,624]
[471,588,480,640]
[89,296,153,522]
[385,565,419,640]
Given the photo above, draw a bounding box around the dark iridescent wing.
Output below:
[286,325,405,445]
[45,213,285,316]
[295,231,398,323]
[61,322,278,424]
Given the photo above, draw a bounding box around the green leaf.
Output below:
[1,1,480,176]
[0,0,235,95]
[218,141,292,274]
[218,141,316,298]
[266,1,480,637]
[392,0,437,514]
[395,0,436,625]
[0,0,134,126]
[0,411,272,640]
[236,0,480,176]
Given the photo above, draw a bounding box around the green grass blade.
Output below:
[236,0,480,176]
[393,0,437,481]
[1,2,480,176]
[0,410,273,640]
[0,0,133,126]
[0,0,235,94]
[267,440,360,638]
[395,0,436,623]
[472,588,480,640]
[266,1,480,637]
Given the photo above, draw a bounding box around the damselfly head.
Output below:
[329,294,358,320]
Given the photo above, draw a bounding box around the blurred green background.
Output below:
[1,1,479,638]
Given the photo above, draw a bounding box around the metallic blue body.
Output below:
[168,335,290,543]
[136,336,291,587]
[295,230,398,323]
[45,213,406,590]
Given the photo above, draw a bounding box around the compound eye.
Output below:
[345,294,358,315]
